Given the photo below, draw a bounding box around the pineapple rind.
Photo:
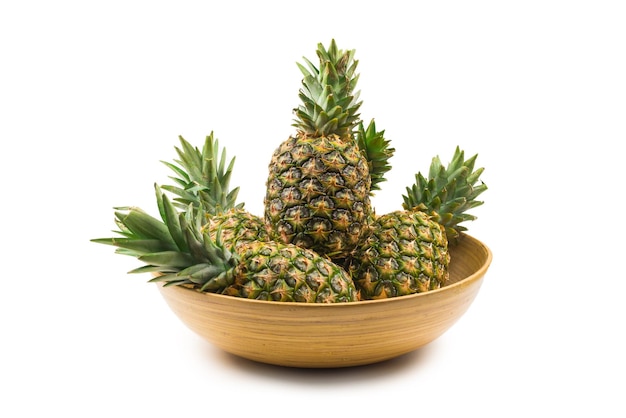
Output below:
[226,241,358,303]
[202,208,270,252]
[349,210,450,300]
[265,135,371,259]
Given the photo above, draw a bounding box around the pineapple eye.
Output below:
[301,157,325,176]
[257,246,274,257]
[322,150,347,166]
[327,231,346,249]
[315,287,333,303]
[306,218,333,243]
[353,180,368,197]
[309,196,334,216]
[293,285,314,303]
[380,227,398,242]
[400,256,421,275]
[299,178,323,199]
[275,152,294,167]
[419,242,434,258]
[351,200,366,214]
[331,208,352,228]
[266,178,283,197]
[315,261,331,277]
[319,172,345,192]
[292,255,313,272]
[292,143,314,160]
[416,225,434,242]
[267,198,284,220]
[268,256,290,273]
[305,270,324,290]
[377,257,399,276]
[279,247,298,259]
[397,223,417,240]
[347,223,362,237]
[379,241,399,257]
[362,247,380,263]
[285,206,311,226]
[281,273,297,289]
[247,254,265,271]
[340,164,359,186]
[330,274,349,293]
[292,234,314,250]
[280,187,302,205]
[281,167,303,186]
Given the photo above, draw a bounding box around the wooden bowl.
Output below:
[158,234,492,368]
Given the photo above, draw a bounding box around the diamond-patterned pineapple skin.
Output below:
[349,210,450,300]
[223,240,358,303]
[203,208,270,252]
[264,134,371,259]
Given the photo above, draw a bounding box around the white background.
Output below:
[2,1,625,416]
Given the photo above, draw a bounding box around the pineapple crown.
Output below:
[160,132,243,218]
[355,119,395,194]
[402,146,487,243]
[293,39,362,138]
[91,184,241,292]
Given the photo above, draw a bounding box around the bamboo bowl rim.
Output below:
[167,233,492,308]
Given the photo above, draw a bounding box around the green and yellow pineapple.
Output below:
[264,40,393,260]
[349,147,487,300]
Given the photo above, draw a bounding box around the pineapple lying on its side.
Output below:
[265,39,390,260]
[348,147,487,300]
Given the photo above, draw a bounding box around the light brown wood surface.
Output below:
[158,234,492,368]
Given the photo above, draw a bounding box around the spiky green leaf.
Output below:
[293,39,362,137]
[160,132,243,217]
[111,207,177,249]
[90,237,170,256]
[355,119,395,193]
[138,251,195,268]
[402,147,487,242]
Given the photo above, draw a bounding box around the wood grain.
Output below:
[158,234,492,368]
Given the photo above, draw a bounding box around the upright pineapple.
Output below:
[349,147,487,299]
[265,40,390,259]
[161,133,269,251]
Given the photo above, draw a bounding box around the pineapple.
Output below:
[265,40,391,259]
[92,185,357,302]
[160,133,269,250]
[220,239,357,303]
[349,147,487,300]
